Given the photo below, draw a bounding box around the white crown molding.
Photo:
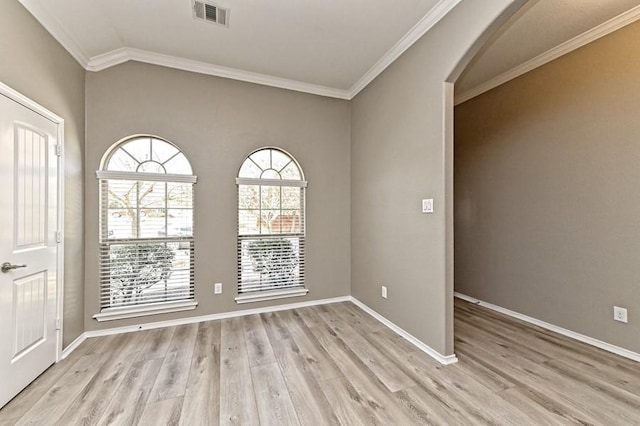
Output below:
[87,47,352,100]
[18,0,90,68]
[350,297,458,365]
[347,0,462,99]
[454,293,640,363]
[455,4,640,105]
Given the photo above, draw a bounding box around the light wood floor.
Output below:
[1,300,640,425]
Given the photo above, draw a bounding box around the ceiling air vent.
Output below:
[192,0,229,27]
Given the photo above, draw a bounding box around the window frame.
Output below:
[236,147,308,303]
[93,135,198,321]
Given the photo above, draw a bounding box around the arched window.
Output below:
[95,136,197,319]
[236,147,307,302]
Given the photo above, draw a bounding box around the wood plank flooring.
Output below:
[2,299,640,425]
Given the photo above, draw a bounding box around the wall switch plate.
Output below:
[614,306,628,323]
[422,198,434,213]
[214,282,223,294]
[381,286,387,299]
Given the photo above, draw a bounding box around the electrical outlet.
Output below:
[214,282,223,294]
[381,286,387,299]
[614,306,628,323]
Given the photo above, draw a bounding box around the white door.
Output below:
[0,91,59,408]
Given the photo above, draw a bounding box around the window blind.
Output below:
[98,178,195,310]
[236,148,306,295]
[237,230,305,293]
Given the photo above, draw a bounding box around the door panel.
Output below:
[15,125,48,249]
[12,272,47,360]
[0,92,59,408]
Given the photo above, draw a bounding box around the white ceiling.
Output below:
[19,0,640,101]
[19,0,449,98]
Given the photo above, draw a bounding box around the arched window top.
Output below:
[238,147,304,182]
[101,136,193,175]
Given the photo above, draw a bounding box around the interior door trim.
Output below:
[0,81,65,361]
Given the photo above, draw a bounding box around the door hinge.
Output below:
[55,318,61,330]
[56,231,62,243]
[56,144,62,156]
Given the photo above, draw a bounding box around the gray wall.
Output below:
[351,0,519,356]
[455,21,640,353]
[85,62,351,331]
[0,1,85,347]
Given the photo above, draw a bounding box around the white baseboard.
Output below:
[61,296,351,352]
[60,333,88,360]
[84,295,352,339]
[350,297,458,365]
[454,292,640,363]
[61,294,458,366]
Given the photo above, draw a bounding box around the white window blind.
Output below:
[97,136,196,311]
[237,148,306,295]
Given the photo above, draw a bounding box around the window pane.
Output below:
[167,210,193,237]
[138,181,165,210]
[281,187,301,209]
[107,210,136,239]
[260,186,281,210]
[139,214,167,238]
[122,138,152,163]
[278,211,302,234]
[239,210,260,235]
[259,210,280,234]
[238,185,259,209]
[250,149,271,170]
[107,149,139,172]
[106,180,138,239]
[238,160,262,178]
[164,153,192,174]
[167,208,192,224]
[106,138,195,176]
[152,140,179,164]
[271,150,291,172]
[261,169,280,179]
[107,179,136,209]
[137,161,165,173]
[167,183,193,208]
[281,162,301,180]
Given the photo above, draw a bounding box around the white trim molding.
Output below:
[87,48,352,100]
[350,297,458,365]
[61,294,459,366]
[347,0,462,98]
[93,301,198,322]
[235,288,309,304]
[455,4,640,105]
[454,292,640,363]
[60,333,87,360]
[66,297,351,357]
[85,296,350,338]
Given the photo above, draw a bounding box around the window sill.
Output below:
[235,288,309,304]
[93,300,198,322]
